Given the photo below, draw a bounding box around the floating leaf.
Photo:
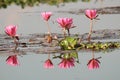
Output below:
[59,37,77,50]
[76,42,120,52]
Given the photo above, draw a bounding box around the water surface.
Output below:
[0,50,120,80]
[0,0,120,80]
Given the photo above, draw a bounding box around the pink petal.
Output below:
[5,25,17,37]
[58,58,75,69]
[56,18,73,29]
[41,12,52,21]
[85,9,97,19]
[6,55,19,66]
[44,59,54,69]
[87,58,100,70]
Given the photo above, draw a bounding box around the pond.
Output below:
[0,49,120,80]
[0,0,120,80]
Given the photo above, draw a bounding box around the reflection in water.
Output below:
[44,54,54,68]
[58,57,75,69]
[6,47,20,66]
[5,48,102,70]
[87,51,101,70]
[87,57,100,69]
[6,54,19,66]
[44,58,54,68]
[53,51,79,69]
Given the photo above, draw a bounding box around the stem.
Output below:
[46,21,51,35]
[88,19,93,42]
[13,37,19,50]
[67,29,70,36]
[63,28,66,38]
[92,50,95,58]
[48,53,50,59]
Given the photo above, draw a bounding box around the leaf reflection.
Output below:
[53,51,79,69]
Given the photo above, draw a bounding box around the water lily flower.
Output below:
[6,55,19,66]
[56,18,73,29]
[41,12,52,36]
[44,59,54,69]
[56,17,73,36]
[58,58,75,69]
[85,9,98,42]
[5,25,17,37]
[41,12,52,21]
[85,9,97,20]
[5,25,19,48]
[87,58,100,70]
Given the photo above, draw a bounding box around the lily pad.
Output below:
[59,37,77,50]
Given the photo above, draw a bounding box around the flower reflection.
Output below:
[44,53,54,69]
[6,55,19,66]
[44,59,54,69]
[87,51,101,70]
[6,45,20,66]
[58,58,75,69]
[87,58,100,70]
[53,51,79,69]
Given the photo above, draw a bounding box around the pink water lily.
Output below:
[56,18,73,36]
[58,58,75,69]
[41,12,52,21]
[5,25,19,47]
[6,55,19,66]
[41,12,52,36]
[5,25,17,37]
[85,9,97,20]
[44,59,54,69]
[56,18,73,29]
[87,58,100,70]
[85,9,98,42]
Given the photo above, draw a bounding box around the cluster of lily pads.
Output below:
[59,36,120,51]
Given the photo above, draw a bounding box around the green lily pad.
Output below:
[59,37,77,50]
